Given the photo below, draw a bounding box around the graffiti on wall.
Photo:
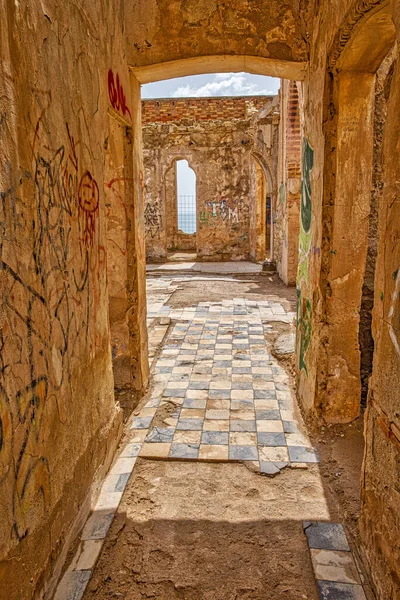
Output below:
[296,291,312,374]
[200,197,248,225]
[108,69,132,122]
[144,199,163,239]
[0,113,101,542]
[296,137,314,374]
[78,171,99,248]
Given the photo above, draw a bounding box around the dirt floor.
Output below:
[85,462,333,600]
[166,273,296,308]
[83,274,370,600]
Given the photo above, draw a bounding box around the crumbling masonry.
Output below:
[142,95,279,264]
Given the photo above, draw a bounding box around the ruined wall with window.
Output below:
[142,96,279,262]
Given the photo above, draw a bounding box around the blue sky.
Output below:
[141,72,280,98]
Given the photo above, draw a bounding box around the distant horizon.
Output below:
[142,92,277,101]
[141,72,280,99]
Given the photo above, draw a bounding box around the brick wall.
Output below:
[142,96,273,124]
[286,82,302,178]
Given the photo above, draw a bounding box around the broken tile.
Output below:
[170,443,200,459]
[259,462,281,476]
[289,446,319,463]
[176,418,204,430]
[304,522,351,552]
[129,429,148,442]
[258,446,289,462]
[173,430,202,444]
[145,427,175,443]
[70,540,103,570]
[53,570,92,600]
[311,549,361,585]
[201,431,229,445]
[81,511,114,540]
[229,445,258,460]
[131,416,153,429]
[203,419,230,432]
[120,443,142,457]
[230,419,256,432]
[317,581,367,600]
[285,431,310,446]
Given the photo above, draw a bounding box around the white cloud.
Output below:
[171,73,274,98]
[215,73,234,81]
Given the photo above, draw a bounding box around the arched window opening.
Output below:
[176,159,196,234]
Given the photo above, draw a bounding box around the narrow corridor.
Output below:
[56,271,370,600]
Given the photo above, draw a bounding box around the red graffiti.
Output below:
[78,171,99,248]
[108,69,132,120]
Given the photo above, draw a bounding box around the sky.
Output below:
[141,72,280,99]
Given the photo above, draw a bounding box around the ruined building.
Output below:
[142,95,279,263]
[1,1,400,599]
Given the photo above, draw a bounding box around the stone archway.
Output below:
[310,1,396,424]
[250,154,275,262]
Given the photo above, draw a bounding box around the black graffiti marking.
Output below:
[0,260,46,304]
[145,201,162,238]
[0,119,97,540]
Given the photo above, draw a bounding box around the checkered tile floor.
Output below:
[132,288,318,474]
[54,279,323,600]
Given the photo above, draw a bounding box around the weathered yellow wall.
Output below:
[298,2,399,598]
[360,24,400,600]
[0,1,133,597]
[125,0,311,81]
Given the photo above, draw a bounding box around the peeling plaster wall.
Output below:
[142,97,279,262]
[124,0,312,78]
[359,49,395,407]
[0,2,136,597]
[299,2,400,598]
[276,80,302,285]
[360,39,400,600]
[296,0,363,420]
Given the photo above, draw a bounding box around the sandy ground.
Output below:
[83,274,369,600]
[166,273,296,309]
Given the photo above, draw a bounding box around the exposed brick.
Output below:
[142,96,273,124]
